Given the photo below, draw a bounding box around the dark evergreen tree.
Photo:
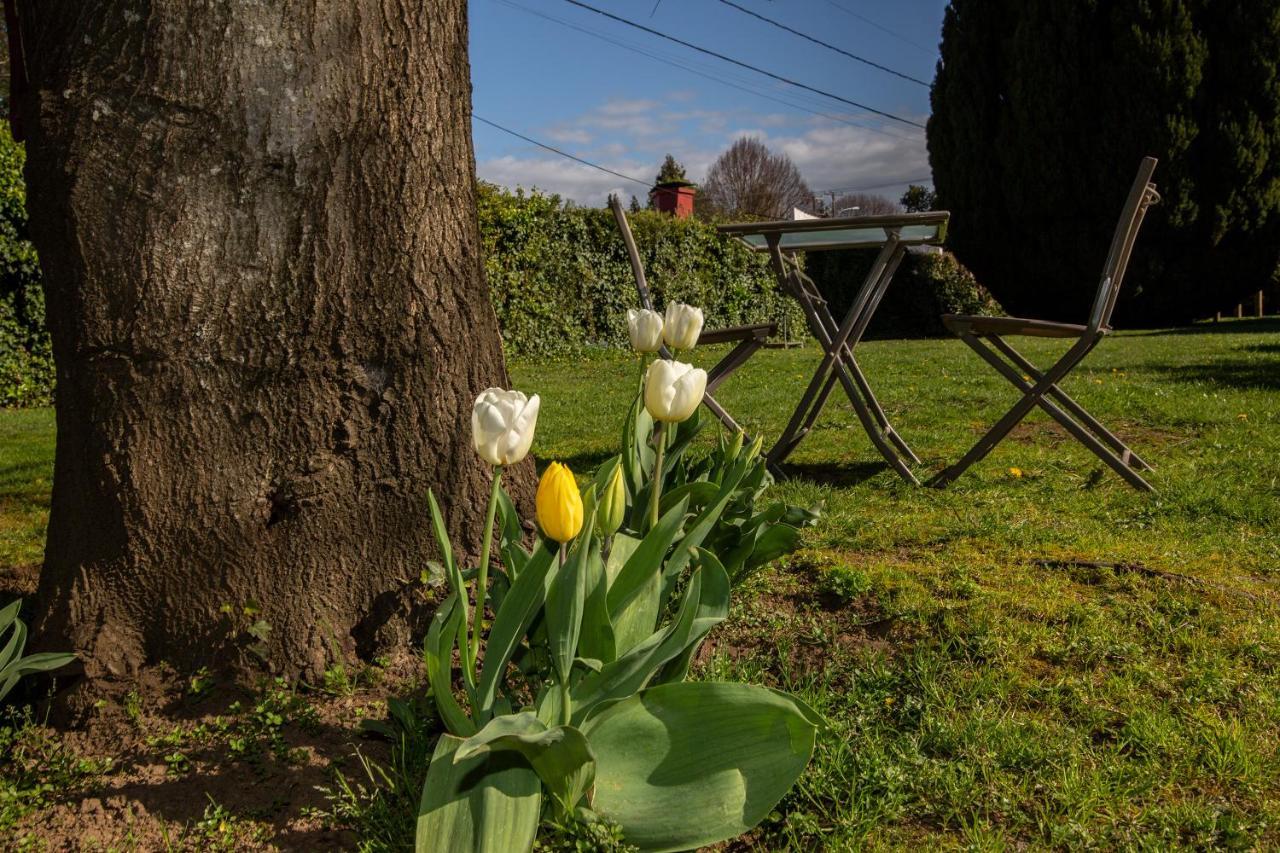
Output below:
[929,0,1280,326]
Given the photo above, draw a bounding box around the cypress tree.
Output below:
[929,0,1280,326]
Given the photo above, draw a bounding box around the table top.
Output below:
[717,210,950,252]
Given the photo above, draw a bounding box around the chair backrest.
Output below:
[1087,157,1160,332]
[608,194,656,311]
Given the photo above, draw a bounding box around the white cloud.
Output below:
[477,155,649,207]
[775,124,930,194]
[546,127,593,145]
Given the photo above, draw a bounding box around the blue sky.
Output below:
[469,0,948,208]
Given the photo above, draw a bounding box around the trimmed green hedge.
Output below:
[478,183,801,357]
[0,176,1000,407]
[805,249,1001,339]
[0,126,51,407]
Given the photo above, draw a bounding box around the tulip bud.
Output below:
[663,302,704,350]
[627,308,664,353]
[644,358,707,423]
[472,388,540,466]
[536,462,584,543]
[726,430,745,461]
[597,464,626,537]
[745,432,765,463]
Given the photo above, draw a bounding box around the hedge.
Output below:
[477,183,802,357]
[0,174,1000,406]
[804,248,1001,339]
[0,125,52,407]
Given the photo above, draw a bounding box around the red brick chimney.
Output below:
[650,181,696,218]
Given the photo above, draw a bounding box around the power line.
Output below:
[820,0,937,56]
[495,0,922,142]
[559,0,926,129]
[472,114,650,187]
[715,0,930,88]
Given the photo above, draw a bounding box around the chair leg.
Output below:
[929,333,1059,488]
[706,337,764,394]
[987,336,1153,471]
[934,332,1155,492]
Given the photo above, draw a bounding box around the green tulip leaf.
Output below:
[456,712,597,816]
[477,543,555,717]
[571,559,728,723]
[425,596,476,737]
[415,733,540,853]
[583,682,822,853]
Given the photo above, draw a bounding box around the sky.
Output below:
[468,0,949,209]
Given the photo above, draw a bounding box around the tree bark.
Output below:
[15,1,530,681]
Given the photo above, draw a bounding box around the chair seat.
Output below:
[697,322,776,346]
[942,314,1104,339]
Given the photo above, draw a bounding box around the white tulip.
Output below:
[627,308,664,353]
[644,359,707,423]
[663,302,704,350]
[471,388,540,466]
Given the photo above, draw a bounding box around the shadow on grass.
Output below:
[533,448,615,476]
[1151,355,1280,392]
[778,460,888,487]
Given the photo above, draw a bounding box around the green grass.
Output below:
[0,407,53,573]
[3,319,1279,848]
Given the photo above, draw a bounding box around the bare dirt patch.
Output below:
[7,656,426,850]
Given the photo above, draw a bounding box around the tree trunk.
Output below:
[15,1,530,682]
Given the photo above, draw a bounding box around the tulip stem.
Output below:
[558,544,572,726]
[471,466,502,674]
[650,422,666,530]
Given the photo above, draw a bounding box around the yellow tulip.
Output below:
[536,461,584,543]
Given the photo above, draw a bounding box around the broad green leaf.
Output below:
[660,462,750,603]
[658,480,718,515]
[477,543,555,717]
[424,596,476,737]
[653,549,730,685]
[545,514,594,684]
[604,534,640,587]
[415,733,540,853]
[583,682,822,853]
[610,572,660,658]
[571,560,728,723]
[0,612,25,670]
[577,541,615,664]
[606,497,688,619]
[456,712,596,816]
[0,599,21,632]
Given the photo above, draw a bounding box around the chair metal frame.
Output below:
[930,157,1162,491]
[609,195,774,435]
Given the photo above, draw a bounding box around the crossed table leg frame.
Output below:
[763,231,923,484]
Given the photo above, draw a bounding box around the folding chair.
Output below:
[930,157,1161,491]
[609,195,775,434]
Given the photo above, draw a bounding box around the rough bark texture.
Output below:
[16,1,532,681]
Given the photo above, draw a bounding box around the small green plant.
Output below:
[0,599,74,701]
[122,690,143,723]
[822,564,871,604]
[186,667,215,700]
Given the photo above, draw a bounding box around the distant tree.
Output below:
[700,137,812,219]
[654,154,689,186]
[900,184,937,213]
[929,0,1280,326]
[830,192,899,216]
[629,195,642,214]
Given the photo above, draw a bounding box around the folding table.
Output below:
[718,212,950,484]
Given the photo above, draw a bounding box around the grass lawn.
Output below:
[2,319,1279,849]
